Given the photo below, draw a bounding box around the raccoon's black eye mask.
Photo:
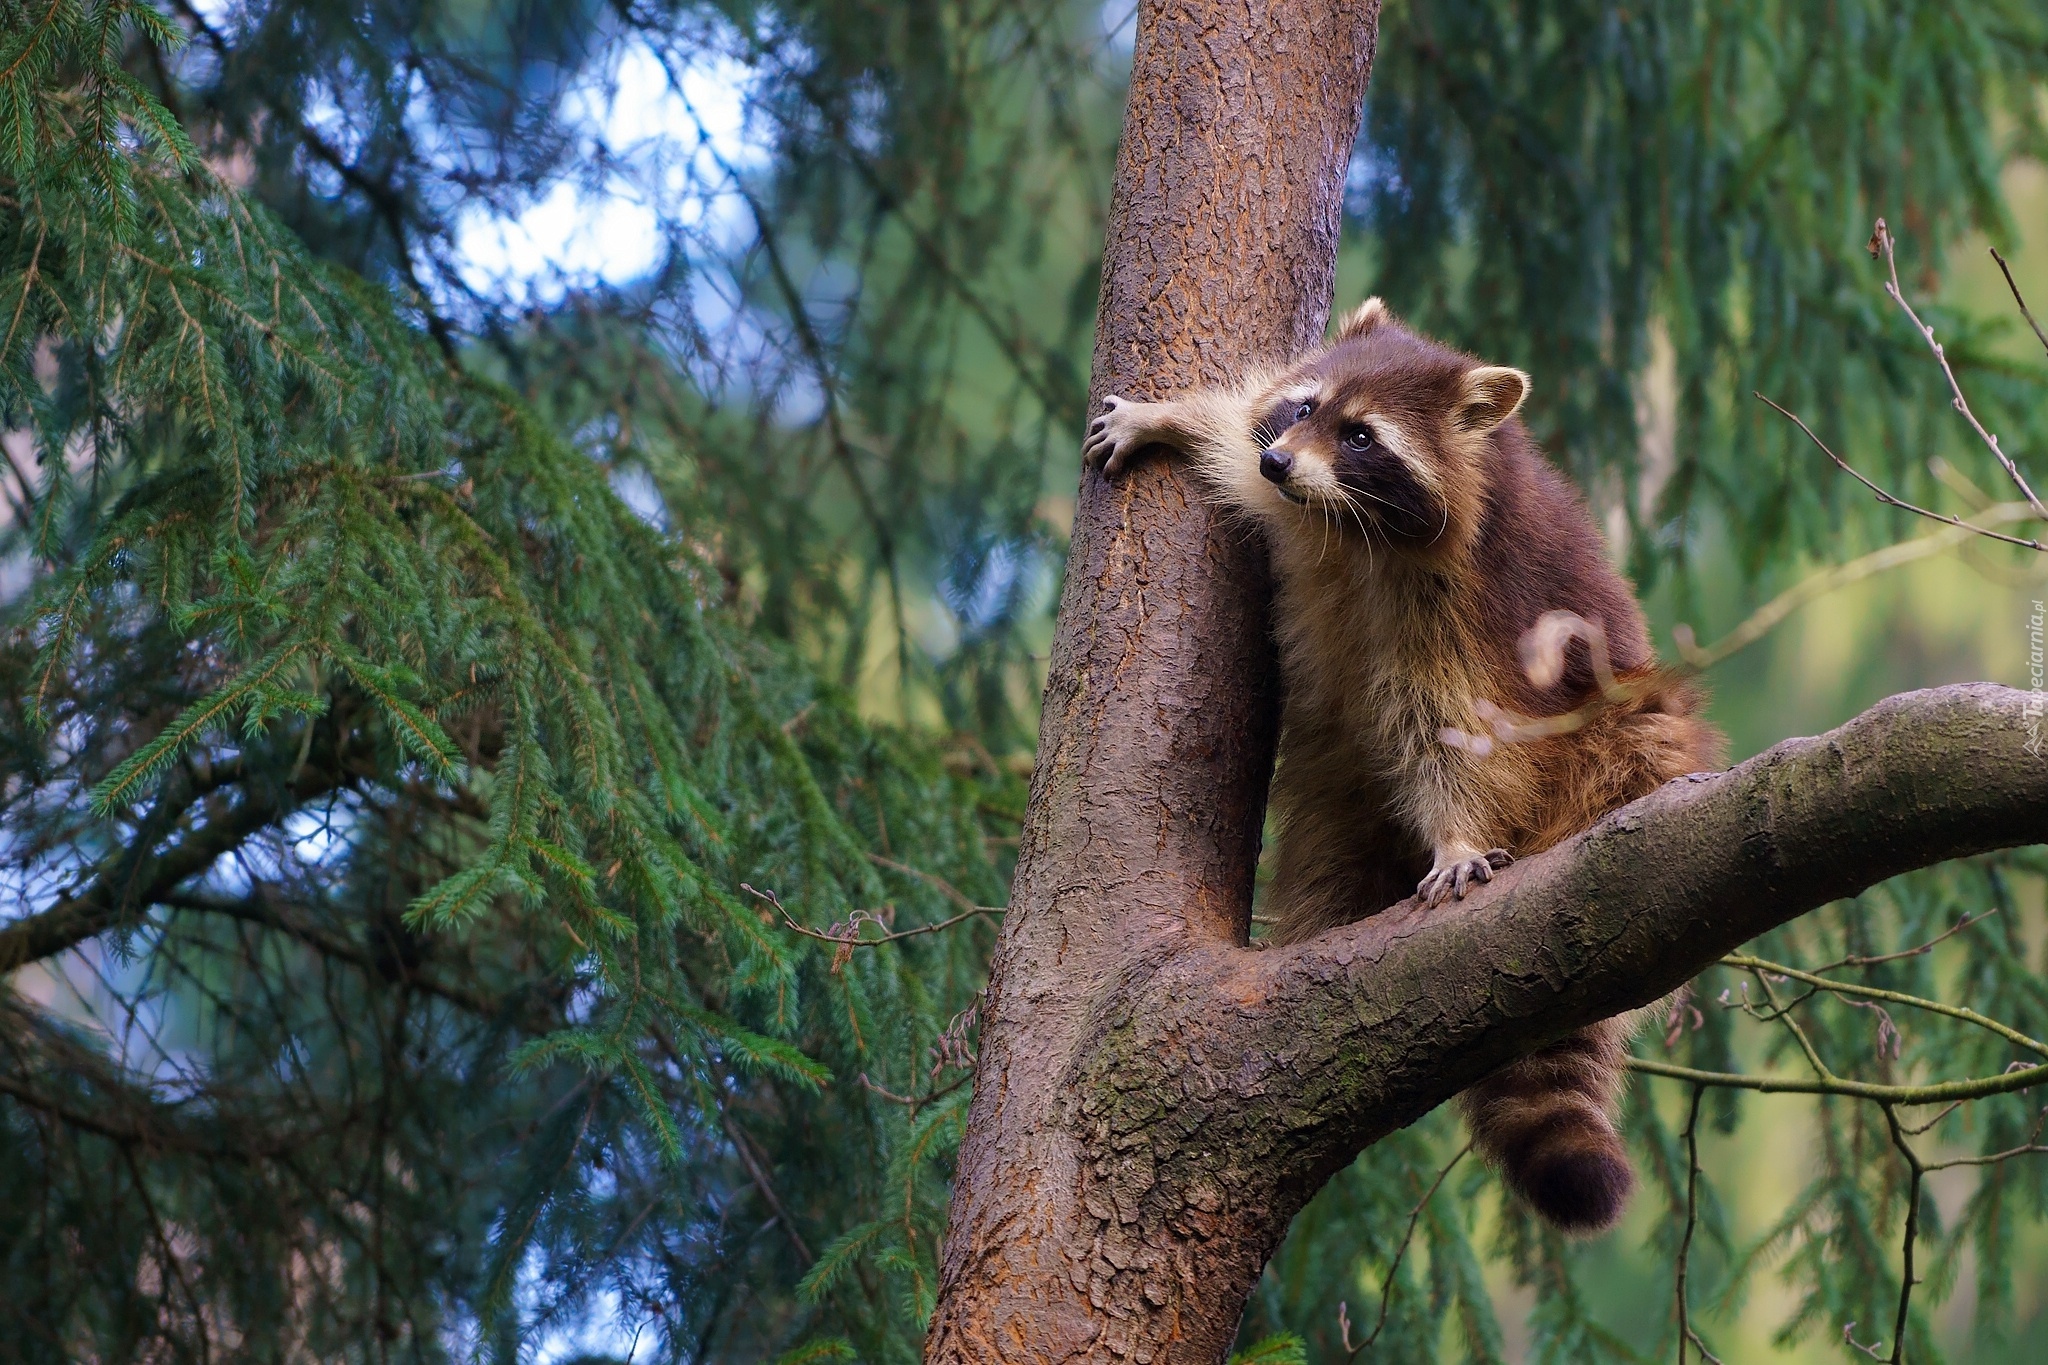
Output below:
[1334,439,1438,540]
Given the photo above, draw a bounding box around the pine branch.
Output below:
[0,999,325,1158]
[156,890,560,1032]
[0,760,349,973]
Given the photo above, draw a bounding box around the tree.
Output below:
[926,4,2048,1360]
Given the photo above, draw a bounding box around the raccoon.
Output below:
[1083,298,1723,1232]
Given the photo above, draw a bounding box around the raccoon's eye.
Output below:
[1341,423,1376,452]
[1295,401,1314,422]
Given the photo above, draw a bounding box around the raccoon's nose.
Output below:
[1259,448,1295,483]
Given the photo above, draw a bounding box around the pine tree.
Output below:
[1,4,1019,1358]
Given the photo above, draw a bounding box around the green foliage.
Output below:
[153,0,1112,747]
[1,4,1015,1359]
[1247,1120,1506,1364]
[1227,1335,1309,1365]
[1361,0,2048,586]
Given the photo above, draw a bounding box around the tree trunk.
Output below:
[922,4,2048,1361]
[923,4,1379,1358]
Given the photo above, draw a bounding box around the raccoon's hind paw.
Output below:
[1417,847,1513,906]
[1082,395,1163,477]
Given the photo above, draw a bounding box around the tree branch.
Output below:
[0,998,330,1158]
[1081,684,2048,1182]
[1624,1056,2048,1105]
[1757,393,2048,551]
[157,889,556,1031]
[1870,218,2046,520]
[0,767,347,974]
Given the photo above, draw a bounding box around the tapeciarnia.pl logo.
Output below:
[2027,600,2045,756]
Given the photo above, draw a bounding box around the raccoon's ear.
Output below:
[1333,296,1391,341]
[1456,365,1531,432]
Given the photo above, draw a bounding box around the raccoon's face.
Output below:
[1253,390,1443,540]
[1251,311,1529,554]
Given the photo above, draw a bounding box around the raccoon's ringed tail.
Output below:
[1458,1020,1635,1234]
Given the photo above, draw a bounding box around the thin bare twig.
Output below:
[660,63,914,677]
[1757,394,2046,551]
[1872,218,2048,520]
[1341,1142,1471,1358]
[866,854,1003,916]
[857,1069,973,1118]
[1675,1085,1724,1365]
[1624,1056,2048,1106]
[1922,1105,2048,1172]
[1988,246,2048,361]
[1809,909,1998,973]
[1929,455,1996,510]
[1924,1141,2048,1171]
[1744,962,1837,1082]
[722,1109,814,1266]
[1720,952,2048,1061]
[1898,1099,1967,1138]
[1876,1104,1924,1364]
[1671,505,2045,673]
[741,883,1000,958]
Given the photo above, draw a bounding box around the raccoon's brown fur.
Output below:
[1083,298,1723,1234]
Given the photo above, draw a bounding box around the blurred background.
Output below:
[4,1,2047,1360]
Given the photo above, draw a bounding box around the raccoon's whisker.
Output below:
[1340,482,1410,519]
[1328,488,1381,568]
[1351,491,1384,564]
[1339,479,1441,543]
[1331,487,1364,538]
[1337,488,1374,543]
[1426,492,1451,546]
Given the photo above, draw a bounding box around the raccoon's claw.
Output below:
[1417,848,1513,906]
[1082,394,1150,477]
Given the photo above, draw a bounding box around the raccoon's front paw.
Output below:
[1082,395,1166,477]
[1417,848,1513,906]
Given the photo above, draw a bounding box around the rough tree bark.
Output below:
[925,1,1375,1358]
[923,4,2048,1362]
